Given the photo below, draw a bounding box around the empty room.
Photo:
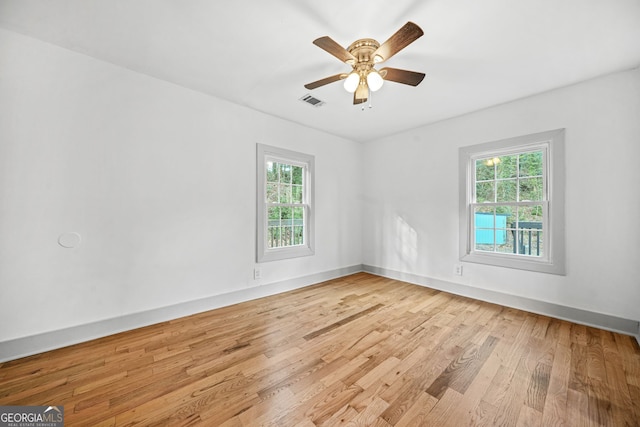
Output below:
[1,0,639,425]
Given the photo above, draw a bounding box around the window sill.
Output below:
[461,251,565,275]
[258,245,315,263]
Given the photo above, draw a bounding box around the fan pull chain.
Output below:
[362,89,373,111]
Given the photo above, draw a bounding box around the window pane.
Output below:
[496,155,518,179]
[495,227,516,254]
[268,207,280,226]
[474,206,495,225]
[518,204,543,223]
[474,207,495,251]
[476,181,494,203]
[497,207,516,254]
[496,179,517,202]
[267,162,278,182]
[519,177,543,201]
[279,163,291,183]
[476,160,495,181]
[268,226,281,248]
[515,205,543,256]
[496,206,516,224]
[515,224,543,256]
[292,185,303,203]
[282,226,293,246]
[293,226,304,245]
[292,166,303,185]
[279,184,291,203]
[293,206,304,221]
[475,238,494,252]
[474,206,517,254]
[280,206,292,221]
[519,151,543,177]
[286,206,304,246]
[537,231,544,256]
[266,183,278,203]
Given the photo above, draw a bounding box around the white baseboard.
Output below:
[3,264,637,363]
[363,265,640,340]
[0,265,363,363]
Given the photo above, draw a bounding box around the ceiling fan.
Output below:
[304,22,426,105]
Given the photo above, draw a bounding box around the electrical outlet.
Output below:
[454,264,463,276]
[253,267,261,280]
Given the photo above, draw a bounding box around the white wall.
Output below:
[2,25,638,350]
[0,29,362,342]
[363,67,640,322]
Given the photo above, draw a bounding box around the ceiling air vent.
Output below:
[300,94,325,107]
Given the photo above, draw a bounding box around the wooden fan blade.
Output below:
[304,73,347,90]
[353,84,368,104]
[313,36,357,64]
[372,21,424,63]
[380,67,425,86]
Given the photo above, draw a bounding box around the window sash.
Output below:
[469,201,549,260]
[265,203,308,248]
[471,146,548,204]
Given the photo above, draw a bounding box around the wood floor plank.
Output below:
[526,361,551,412]
[600,332,636,426]
[336,395,389,427]
[541,326,571,426]
[629,384,640,424]
[491,356,530,426]
[302,303,385,341]
[516,404,543,426]
[420,387,464,426]
[316,403,359,427]
[424,339,502,427]
[305,381,364,426]
[0,272,637,426]
[569,341,589,393]
[355,356,401,390]
[470,399,499,427]
[393,391,438,427]
[567,388,592,427]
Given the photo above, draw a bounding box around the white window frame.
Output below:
[459,129,566,275]
[257,144,315,262]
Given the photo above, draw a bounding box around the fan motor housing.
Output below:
[347,38,380,63]
[346,38,380,77]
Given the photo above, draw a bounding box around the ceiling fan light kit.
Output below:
[343,72,360,93]
[367,70,384,92]
[305,22,426,106]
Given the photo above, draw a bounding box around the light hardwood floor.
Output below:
[1,273,639,426]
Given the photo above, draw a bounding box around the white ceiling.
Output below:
[1,0,639,142]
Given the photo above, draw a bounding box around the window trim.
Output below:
[459,129,566,275]
[257,144,315,263]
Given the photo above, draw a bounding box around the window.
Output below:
[459,129,565,274]
[257,144,314,262]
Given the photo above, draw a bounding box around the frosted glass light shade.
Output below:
[343,72,360,93]
[367,70,384,92]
